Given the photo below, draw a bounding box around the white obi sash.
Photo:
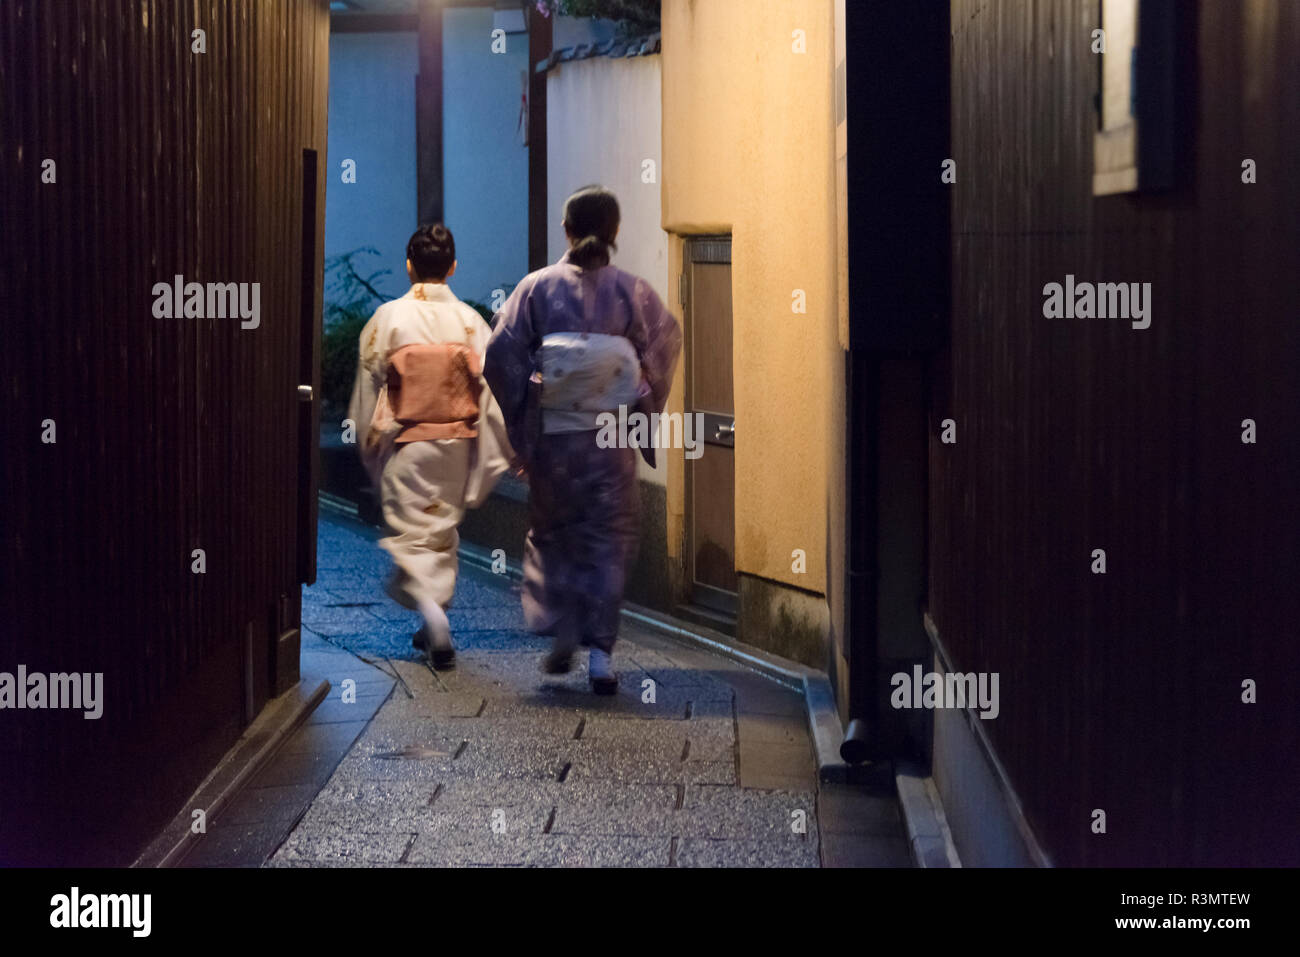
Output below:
[537,332,643,434]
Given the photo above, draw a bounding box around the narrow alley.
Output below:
[172,517,908,868]
[6,0,1297,933]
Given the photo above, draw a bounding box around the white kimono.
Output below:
[347,282,512,611]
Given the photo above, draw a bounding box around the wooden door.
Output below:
[684,237,737,614]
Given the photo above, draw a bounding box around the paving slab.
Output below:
[275,828,417,865]
[675,836,819,868]
[820,832,913,868]
[298,798,554,836]
[817,781,906,837]
[405,833,672,868]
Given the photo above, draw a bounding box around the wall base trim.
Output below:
[923,611,1052,867]
[895,759,962,867]
[131,678,330,868]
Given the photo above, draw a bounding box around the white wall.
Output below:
[323,17,625,310]
[546,55,667,301]
[546,53,668,483]
[325,31,419,301]
[442,7,530,308]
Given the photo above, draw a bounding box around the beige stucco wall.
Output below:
[828,0,851,711]
[547,54,669,486]
[661,0,838,594]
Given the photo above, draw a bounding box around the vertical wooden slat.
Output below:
[936,0,1299,866]
[0,0,330,865]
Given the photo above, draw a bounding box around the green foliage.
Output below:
[321,248,392,417]
[321,313,368,421]
[462,299,497,326]
[463,282,517,327]
[528,0,660,34]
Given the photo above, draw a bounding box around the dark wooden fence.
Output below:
[0,0,328,865]
[932,0,1300,865]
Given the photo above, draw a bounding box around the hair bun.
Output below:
[569,234,611,270]
[562,186,620,270]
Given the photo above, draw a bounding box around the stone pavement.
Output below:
[259,516,907,867]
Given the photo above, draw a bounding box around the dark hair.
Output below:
[562,185,620,270]
[406,223,455,281]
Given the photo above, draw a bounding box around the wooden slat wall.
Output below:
[933,0,1300,865]
[0,0,329,865]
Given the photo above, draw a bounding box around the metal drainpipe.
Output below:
[840,349,882,764]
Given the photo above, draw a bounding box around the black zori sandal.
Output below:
[541,615,582,675]
[541,650,573,674]
[430,648,456,671]
[590,675,618,696]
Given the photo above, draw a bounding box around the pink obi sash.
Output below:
[386,343,483,443]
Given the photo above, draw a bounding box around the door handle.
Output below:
[297,384,313,403]
[714,421,735,440]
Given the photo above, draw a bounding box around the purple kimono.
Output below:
[483,251,682,652]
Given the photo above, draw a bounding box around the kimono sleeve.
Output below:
[482,277,539,448]
[465,304,515,476]
[624,277,682,416]
[463,315,514,508]
[346,311,386,478]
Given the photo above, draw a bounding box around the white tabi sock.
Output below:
[589,648,614,680]
[418,600,453,653]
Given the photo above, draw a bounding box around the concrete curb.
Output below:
[801,672,850,784]
[895,759,962,868]
[132,677,330,868]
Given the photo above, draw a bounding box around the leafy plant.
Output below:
[463,281,518,327]
[462,299,496,326]
[527,0,660,34]
[321,248,393,418]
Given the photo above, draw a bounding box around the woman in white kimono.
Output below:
[348,224,512,669]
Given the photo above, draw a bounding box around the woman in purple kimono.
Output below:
[483,186,681,694]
